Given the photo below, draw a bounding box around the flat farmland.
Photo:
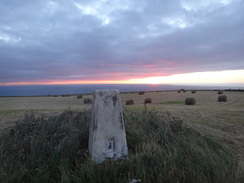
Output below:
[0,90,244,178]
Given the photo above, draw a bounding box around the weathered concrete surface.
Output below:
[89,89,128,164]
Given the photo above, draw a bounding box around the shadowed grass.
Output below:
[0,109,236,182]
[0,109,61,115]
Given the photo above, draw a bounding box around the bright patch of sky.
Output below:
[0,31,21,44]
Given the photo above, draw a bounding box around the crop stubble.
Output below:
[0,90,243,179]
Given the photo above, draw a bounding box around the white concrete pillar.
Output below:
[89,89,128,164]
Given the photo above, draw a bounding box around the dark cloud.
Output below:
[0,0,243,84]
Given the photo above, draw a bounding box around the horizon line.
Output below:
[1,82,244,87]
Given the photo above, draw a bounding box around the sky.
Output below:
[0,0,244,86]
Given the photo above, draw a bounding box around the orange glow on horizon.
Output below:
[0,80,136,86]
[1,70,244,86]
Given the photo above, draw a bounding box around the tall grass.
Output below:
[0,109,236,182]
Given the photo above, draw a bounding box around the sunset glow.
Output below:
[1,70,243,86]
[130,70,244,85]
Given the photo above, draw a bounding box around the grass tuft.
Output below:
[0,109,236,182]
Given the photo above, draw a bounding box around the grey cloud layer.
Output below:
[0,0,243,83]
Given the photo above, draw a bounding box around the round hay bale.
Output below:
[144,98,152,104]
[139,91,145,95]
[84,98,92,104]
[126,99,134,105]
[191,91,196,93]
[218,91,223,94]
[218,95,227,102]
[77,94,83,99]
[177,90,181,93]
[185,98,196,105]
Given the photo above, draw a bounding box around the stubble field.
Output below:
[0,90,244,180]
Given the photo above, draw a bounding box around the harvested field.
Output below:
[0,90,244,181]
[0,95,92,129]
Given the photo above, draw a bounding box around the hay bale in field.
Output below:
[218,95,227,102]
[192,91,196,93]
[218,91,223,94]
[177,90,181,93]
[144,98,152,104]
[77,94,83,99]
[84,98,92,104]
[139,91,145,95]
[126,99,134,105]
[185,98,196,105]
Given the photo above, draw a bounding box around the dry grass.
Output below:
[0,95,92,129]
[0,110,236,182]
[124,90,244,181]
[0,90,244,181]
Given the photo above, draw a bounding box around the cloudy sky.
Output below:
[0,0,244,85]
